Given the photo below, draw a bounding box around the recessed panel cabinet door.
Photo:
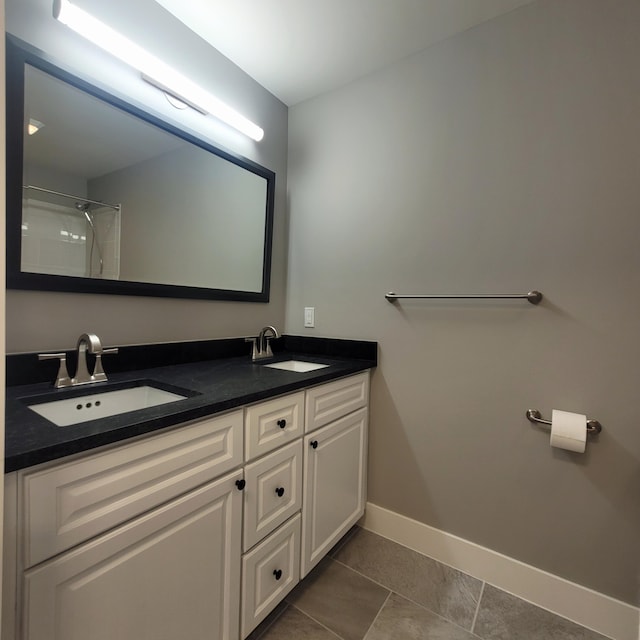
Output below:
[301,407,368,577]
[22,470,243,640]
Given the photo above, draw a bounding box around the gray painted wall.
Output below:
[286,0,640,605]
[5,0,288,353]
[90,146,267,291]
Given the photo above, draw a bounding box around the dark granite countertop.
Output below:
[5,336,377,472]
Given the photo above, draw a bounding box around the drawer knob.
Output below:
[310,440,318,449]
[277,419,287,429]
[235,479,246,491]
[273,569,283,581]
[275,487,285,497]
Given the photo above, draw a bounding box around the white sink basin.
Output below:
[263,360,330,373]
[27,385,189,427]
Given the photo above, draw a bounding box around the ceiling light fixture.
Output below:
[52,0,264,142]
[28,118,45,135]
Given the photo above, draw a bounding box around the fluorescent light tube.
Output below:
[52,0,264,141]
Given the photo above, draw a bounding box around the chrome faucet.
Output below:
[38,333,118,388]
[73,333,104,385]
[246,325,280,362]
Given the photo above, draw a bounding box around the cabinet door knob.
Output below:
[235,479,246,491]
[273,569,283,581]
[310,440,318,449]
[277,419,287,429]
[275,487,285,497]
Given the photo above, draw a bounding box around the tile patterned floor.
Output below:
[248,527,611,640]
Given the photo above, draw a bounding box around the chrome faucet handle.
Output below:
[92,348,119,382]
[38,352,72,388]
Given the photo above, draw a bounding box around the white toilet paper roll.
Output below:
[550,409,587,453]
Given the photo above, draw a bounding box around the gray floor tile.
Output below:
[473,585,611,640]
[288,557,390,640]
[256,604,342,640]
[334,527,482,629]
[365,593,478,640]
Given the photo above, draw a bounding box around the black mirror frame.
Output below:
[5,36,275,302]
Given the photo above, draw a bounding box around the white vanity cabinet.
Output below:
[301,372,369,577]
[240,393,305,638]
[5,410,245,640]
[239,372,369,637]
[3,370,371,640]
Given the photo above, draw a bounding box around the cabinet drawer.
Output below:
[241,514,301,639]
[22,410,243,567]
[23,470,243,640]
[305,371,369,433]
[243,440,302,551]
[245,392,304,461]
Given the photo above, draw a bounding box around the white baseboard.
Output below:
[361,502,639,640]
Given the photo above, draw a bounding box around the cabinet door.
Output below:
[22,470,243,640]
[301,408,367,577]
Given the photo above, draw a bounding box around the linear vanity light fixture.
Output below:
[52,0,265,142]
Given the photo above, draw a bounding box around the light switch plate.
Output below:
[304,307,315,328]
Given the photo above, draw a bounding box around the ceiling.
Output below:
[153,0,536,106]
[25,65,184,179]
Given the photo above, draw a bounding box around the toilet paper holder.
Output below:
[526,409,602,434]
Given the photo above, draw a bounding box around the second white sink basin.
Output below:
[27,384,190,427]
[263,360,330,373]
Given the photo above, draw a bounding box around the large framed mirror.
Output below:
[5,36,275,302]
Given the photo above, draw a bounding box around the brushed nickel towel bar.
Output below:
[526,409,602,434]
[23,185,121,211]
[385,291,543,305]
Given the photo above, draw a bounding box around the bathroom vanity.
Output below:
[2,336,375,640]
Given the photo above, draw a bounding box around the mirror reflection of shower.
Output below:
[21,184,121,279]
[76,201,104,276]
